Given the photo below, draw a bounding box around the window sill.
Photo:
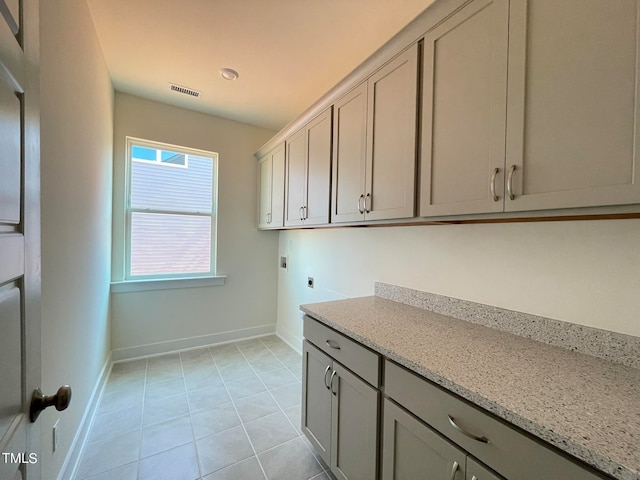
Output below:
[110,275,227,293]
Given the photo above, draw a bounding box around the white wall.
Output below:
[111,93,277,353]
[277,219,640,347]
[40,0,114,478]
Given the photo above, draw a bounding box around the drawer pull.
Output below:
[449,461,459,480]
[330,370,338,396]
[448,415,489,443]
[323,365,331,389]
[326,339,341,350]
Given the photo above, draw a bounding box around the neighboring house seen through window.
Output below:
[125,137,218,280]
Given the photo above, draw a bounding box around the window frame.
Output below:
[123,136,219,282]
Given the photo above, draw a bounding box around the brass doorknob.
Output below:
[29,385,72,422]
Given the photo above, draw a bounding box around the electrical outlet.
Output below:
[307,277,314,288]
[53,419,60,453]
[280,256,287,269]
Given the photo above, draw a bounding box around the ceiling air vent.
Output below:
[169,83,201,98]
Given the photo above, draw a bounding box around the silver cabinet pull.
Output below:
[299,206,304,221]
[471,476,478,480]
[449,461,459,480]
[330,370,338,396]
[448,415,489,443]
[507,164,516,201]
[326,339,341,350]
[323,365,331,389]
[303,206,307,220]
[490,168,499,202]
[358,194,364,214]
[364,193,371,213]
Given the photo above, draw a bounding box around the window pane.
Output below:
[132,145,156,161]
[160,150,186,166]
[131,155,213,213]
[130,213,211,276]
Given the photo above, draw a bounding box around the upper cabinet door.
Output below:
[270,144,285,228]
[365,44,419,221]
[285,129,307,226]
[258,153,272,229]
[257,143,285,229]
[420,0,509,217]
[505,0,640,211]
[305,108,332,226]
[332,83,368,224]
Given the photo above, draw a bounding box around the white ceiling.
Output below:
[85,0,434,131]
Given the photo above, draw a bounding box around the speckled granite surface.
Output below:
[375,282,640,370]
[300,296,640,480]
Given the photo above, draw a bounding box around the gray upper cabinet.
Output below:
[420,0,509,217]
[257,143,285,229]
[421,0,640,218]
[284,108,332,227]
[332,44,419,223]
[505,0,640,211]
[332,82,368,223]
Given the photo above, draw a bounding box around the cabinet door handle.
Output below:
[449,461,459,480]
[330,370,338,396]
[358,194,364,214]
[448,415,489,443]
[323,365,331,389]
[471,476,478,480]
[303,206,307,220]
[490,168,500,202]
[507,164,516,201]
[326,339,341,350]
[299,206,304,221]
[364,193,371,213]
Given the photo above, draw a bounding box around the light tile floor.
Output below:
[77,336,333,480]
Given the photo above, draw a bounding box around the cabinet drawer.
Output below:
[303,315,380,387]
[384,360,606,480]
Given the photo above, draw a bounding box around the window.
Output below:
[124,137,218,280]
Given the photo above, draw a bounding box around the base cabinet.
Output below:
[383,399,467,480]
[302,340,380,480]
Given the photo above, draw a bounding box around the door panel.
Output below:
[305,109,331,225]
[331,362,379,480]
[0,1,41,479]
[420,0,508,216]
[284,129,306,226]
[467,457,505,480]
[382,399,466,480]
[258,154,272,228]
[0,80,21,223]
[332,83,367,223]
[506,0,640,210]
[270,144,285,228]
[366,44,418,221]
[302,341,332,466]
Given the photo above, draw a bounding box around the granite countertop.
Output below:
[301,296,640,480]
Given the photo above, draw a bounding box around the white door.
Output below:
[0,1,41,478]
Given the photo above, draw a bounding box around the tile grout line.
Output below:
[209,343,270,480]
[136,358,148,480]
[179,351,205,480]
[236,338,326,479]
[256,338,328,474]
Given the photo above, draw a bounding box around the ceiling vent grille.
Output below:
[169,83,201,98]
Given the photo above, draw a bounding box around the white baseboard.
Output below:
[59,352,112,480]
[276,324,303,354]
[111,324,277,362]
